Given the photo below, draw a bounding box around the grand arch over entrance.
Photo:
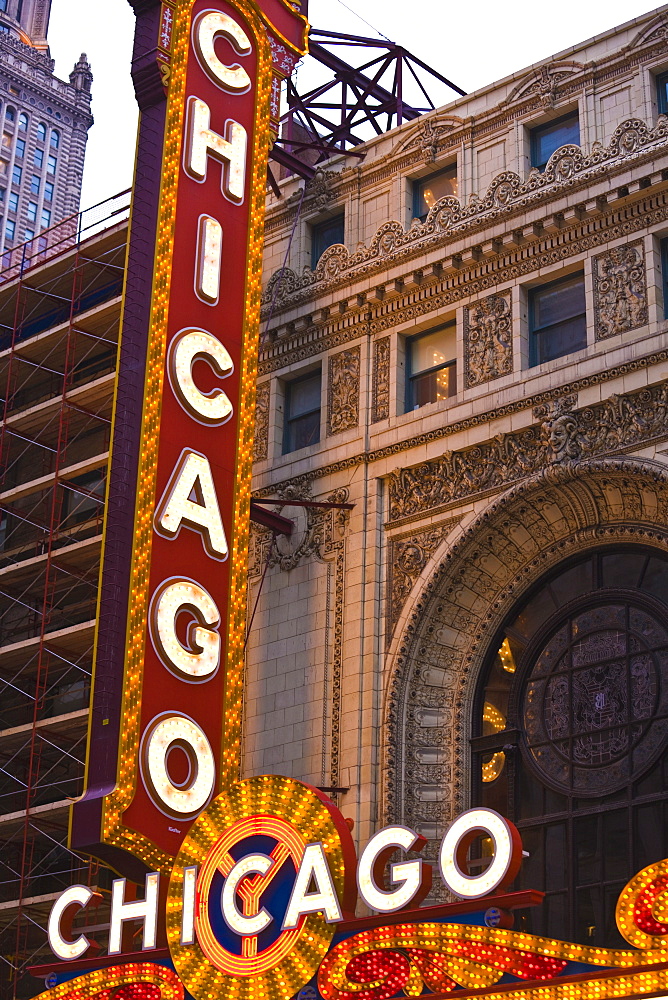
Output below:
[383,458,668,878]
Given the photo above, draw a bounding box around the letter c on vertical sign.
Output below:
[168,328,233,424]
[193,10,252,93]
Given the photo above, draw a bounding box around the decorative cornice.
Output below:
[262,116,668,317]
[258,191,668,375]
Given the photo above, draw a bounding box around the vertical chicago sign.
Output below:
[70,0,308,877]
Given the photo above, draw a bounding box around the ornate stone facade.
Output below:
[249,8,668,884]
[372,337,391,422]
[464,292,512,387]
[593,241,648,340]
[327,346,360,435]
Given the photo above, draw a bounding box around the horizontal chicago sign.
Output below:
[39,775,668,1000]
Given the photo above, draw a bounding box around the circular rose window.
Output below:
[523,602,667,795]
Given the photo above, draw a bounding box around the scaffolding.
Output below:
[0,192,130,999]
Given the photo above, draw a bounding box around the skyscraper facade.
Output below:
[0,0,92,257]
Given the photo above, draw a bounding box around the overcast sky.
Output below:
[47,0,660,212]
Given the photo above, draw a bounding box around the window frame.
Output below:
[528,270,587,367]
[311,213,344,269]
[406,321,457,411]
[47,154,57,175]
[661,238,668,320]
[412,163,458,222]
[282,368,322,455]
[530,110,580,171]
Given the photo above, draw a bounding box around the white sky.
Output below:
[47,0,661,212]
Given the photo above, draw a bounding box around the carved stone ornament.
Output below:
[593,241,648,340]
[398,116,463,160]
[253,382,270,462]
[304,168,337,210]
[387,379,668,522]
[372,337,391,423]
[505,61,583,108]
[464,292,512,388]
[387,520,461,646]
[383,458,668,883]
[261,116,668,313]
[327,345,360,435]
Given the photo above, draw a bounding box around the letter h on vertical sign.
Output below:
[70,0,308,879]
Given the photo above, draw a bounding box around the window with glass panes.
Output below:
[44,181,53,202]
[8,192,17,212]
[47,155,57,174]
[41,208,51,229]
[471,547,668,947]
[529,272,586,365]
[530,111,580,170]
[311,214,344,268]
[283,370,321,453]
[33,149,43,168]
[30,175,40,195]
[5,219,15,241]
[413,164,458,221]
[11,165,21,185]
[658,72,668,115]
[406,323,457,409]
[15,138,25,158]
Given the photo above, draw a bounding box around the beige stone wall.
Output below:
[248,5,668,854]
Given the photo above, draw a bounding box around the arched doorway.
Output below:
[384,459,668,945]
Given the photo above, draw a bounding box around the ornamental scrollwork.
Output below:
[464,292,512,387]
[372,337,391,422]
[327,346,360,435]
[387,380,668,521]
[387,521,461,645]
[593,241,648,340]
[253,381,270,461]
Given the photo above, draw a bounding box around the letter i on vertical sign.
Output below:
[70,0,308,877]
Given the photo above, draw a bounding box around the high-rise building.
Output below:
[0,0,92,258]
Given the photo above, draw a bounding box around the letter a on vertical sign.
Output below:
[70,0,307,877]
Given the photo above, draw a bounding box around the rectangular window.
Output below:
[26,201,37,222]
[661,238,668,320]
[30,174,40,195]
[530,111,580,171]
[15,138,25,159]
[33,148,43,168]
[44,181,53,201]
[0,188,5,202]
[5,218,15,241]
[8,191,18,212]
[41,208,51,229]
[658,72,668,116]
[529,272,587,366]
[283,370,321,453]
[413,164,458,221]
[47,154,57,174]
[24,228,34,241]
[11,164,22,185]
[407,323,457,409]
[1,132,11,148]
[0,1,7,11]
[311,214,344,268]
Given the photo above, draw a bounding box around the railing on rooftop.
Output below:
[0,188,131,284]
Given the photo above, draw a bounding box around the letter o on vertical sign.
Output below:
[140,714,216,819]
[439,807,523,899]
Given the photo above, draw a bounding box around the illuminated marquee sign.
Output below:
[70,0,307,876]
[47,777,668,1000]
